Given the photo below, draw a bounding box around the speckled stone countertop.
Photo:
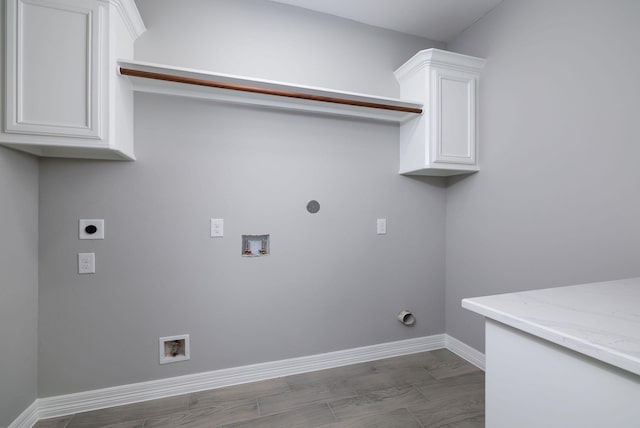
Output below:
[462,277,640,376]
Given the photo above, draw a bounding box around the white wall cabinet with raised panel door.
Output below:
[395,49,486,176]
[1,0,145,160]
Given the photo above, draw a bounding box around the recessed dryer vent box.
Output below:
[242,234,269,257]
[159,334,190,364]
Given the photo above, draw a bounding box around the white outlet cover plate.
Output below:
[79,219,104,240]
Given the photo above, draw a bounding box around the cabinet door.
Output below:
[431,68,477,165]
[5,0,102,139]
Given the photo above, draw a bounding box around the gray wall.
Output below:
[9,0,640,408]
[134,0,444,97]
[38,0,444,396]
[445,0,640,351]
[0,147,39,426]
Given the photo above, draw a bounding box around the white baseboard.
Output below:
[37,334,447,420]
[7,400,38,428]
[16,333,484,426]
[446,334,486,370]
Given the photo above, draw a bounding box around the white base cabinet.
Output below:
[485,320,639,428]
[395,49,486,176]
[1,0,144,160]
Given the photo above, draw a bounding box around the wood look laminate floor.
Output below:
[34,349,484,428]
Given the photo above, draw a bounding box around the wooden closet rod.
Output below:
[119,67,423,115]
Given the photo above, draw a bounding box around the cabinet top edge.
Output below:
[394,48,486,81]
[101,0,146,38]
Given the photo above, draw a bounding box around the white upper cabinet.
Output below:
[395,49,486,176]
[1,0,145,160]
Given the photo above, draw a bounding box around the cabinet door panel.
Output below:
[432,70,476,165]
[6,0,102,139]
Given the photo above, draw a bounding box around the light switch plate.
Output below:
[211,218,224,237]
[377,218,387,235]
[79,219,104,240]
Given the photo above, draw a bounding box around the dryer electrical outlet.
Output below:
[79,219,104,239]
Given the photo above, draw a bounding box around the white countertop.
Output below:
[462,277,640,376]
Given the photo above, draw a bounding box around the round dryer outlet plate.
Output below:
[306,200,320,214]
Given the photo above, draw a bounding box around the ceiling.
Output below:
[268,0,503,42]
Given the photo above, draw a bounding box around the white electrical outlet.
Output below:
[377,218,387,235]
[78,252,95,274]
[211,218,224,238]
[79,219,104,240]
